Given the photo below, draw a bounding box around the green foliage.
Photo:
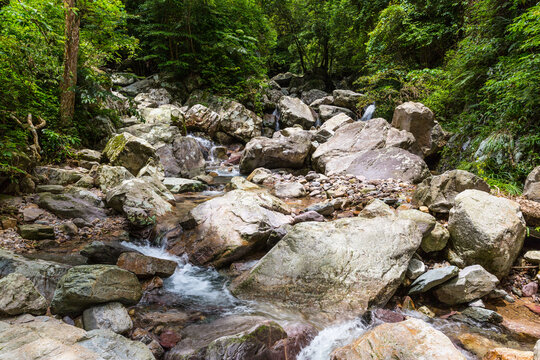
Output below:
[40,129,80,163]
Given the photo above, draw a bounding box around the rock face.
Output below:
[231,216,422,322]
[165,316,289,360]
[0,273,48,316]
[346,147,430,183]
[51,265,143,315]
[38,191,107,223]
[525,166,540,201]
[278,96,316,129]
[83,302,133,334]
[312,118,419,176]
[177,190,292,268]
[156,136,205,178]
[117,252,177,278]
[0,250,70,300]
[448,190,527,278]
[102,133,157,176]
[0,315,155,360]
[240,128,313,174]
[391,102,447,157]
[106,178,173,226]
[414,170,490,214]
[330,318,466,360]
[434,265,499,305]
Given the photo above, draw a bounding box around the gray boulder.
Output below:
[240,128,313,174]
[93,165,134,192]
[413,169,490,214]
[177,190,292,268]
[278,96,316,129]
[34,166,86,186]
[0,273,48,316]
[156,137,205,178]
[434,265,499,305]
[51,265,142,315]
[398,210,449,253]
[17,224,55,240]
[525,166,540,201]
[38,191,106,223]
[461,307,503,324]
[409,266,459,294]
[332,89,364,110]
[116,252,177,278]
[448,190,527,278]
[103,133,157,176]
[301,89,328,106]
[319,105,356,121]
[231,216,422,322]
[83,302,133,334]
[274,182,306,198]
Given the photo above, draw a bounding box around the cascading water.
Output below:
[273,107,281,132]
[360,103,376,121]
[187,133,240,178]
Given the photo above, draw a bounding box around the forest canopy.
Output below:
[0,0,538,191]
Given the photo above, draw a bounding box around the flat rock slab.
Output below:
[409,266,459,294]
[17,224,55,240]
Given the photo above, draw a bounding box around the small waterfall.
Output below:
[314,112,321,128]
[360,103,376,121]
[187,133,219,164]
[273,107,281,132]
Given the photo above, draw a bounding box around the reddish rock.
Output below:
[225,153,242,165]
[159,329,181,349]
[482,347,533,360]
[117,252,177,278]
[373,309,405,323]
[522,282,538,297]
[142,276,163,292]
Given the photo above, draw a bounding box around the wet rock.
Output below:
[312,118,419,176]
[176,190,292,268]
[0,273,48,316]
[156,136,206,178]
[106,178,173,227]
[332,89,364,110]
[319,105,356,121]
[51,265,143,315]
[435,265,499,305]
[274,182,306,198]
[232,215,422,322]
[80,241,135,265]
[522,282,538,297]
[292,210,325,224]
[0,315,155,360]
[525,166,540,202]
[38,191,107,223]
[278,96,316,129]
[34,166,86,186]
[406,258,426,280]
[330,318,466,360]
[83,302,133,334]
[165,315,289,360]
[103,132,157,176]
[413,169,491,214]
[240,127,313,174]
[409,266,459,294]
[0,250,70,300]
[163,178,206,193]
[17,224,55,240]
[159,329,181,349]
[391,102,446,157]
[117,252,176,278]
[462,307,503,324]
[484,348,533,360]
[448,190,527,278]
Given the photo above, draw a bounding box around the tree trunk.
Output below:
[60,0,80,129]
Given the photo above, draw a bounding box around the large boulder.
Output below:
[93,165,134,192]
[34,166,86,186]
[231,216,422,322]
[332,89,364,110]
[525,166,540,201]
[38,190,107,223]
[278,96,316,129]
[301,89,328,106]
[0,273,48,316]
[392,102,447,157]
[80,241,135,265]
[106,178,173,227]
[330,318,466,360]
[319,105,356,121]
[102,133,157,176]
[312,118,419,175]
[413,170,491,214]
[83,302,133,334]
[398,209,449,253]
[448,190,527,278]
[116,252,177,278]
[0,315,155,360]
[175,190,292,268]
[156,136,205,178]
[345,147,430,183]
[120,122,181,149]
[240,128,313,174]
[434,265,499,305]
[0,250,70,300]
[51,265,143,315]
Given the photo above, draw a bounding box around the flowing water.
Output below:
[273,107,281,132]
[360,103,376,121]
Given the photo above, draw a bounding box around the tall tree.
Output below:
[59,0,80,129]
